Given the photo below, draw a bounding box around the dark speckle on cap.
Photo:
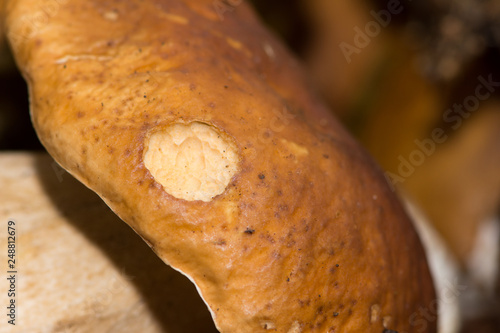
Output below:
[244,228,255,235]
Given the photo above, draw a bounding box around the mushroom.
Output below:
[4,0,436,332]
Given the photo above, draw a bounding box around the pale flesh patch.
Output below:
[144,122,239,202]
[370,304,381,323]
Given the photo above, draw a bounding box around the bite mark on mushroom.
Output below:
[144,122,239,202]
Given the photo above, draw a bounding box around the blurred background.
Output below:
[1,0,499,332]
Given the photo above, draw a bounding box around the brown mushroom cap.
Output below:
[5,0,436,332]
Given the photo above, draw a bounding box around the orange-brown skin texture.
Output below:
[5,0,436,332]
